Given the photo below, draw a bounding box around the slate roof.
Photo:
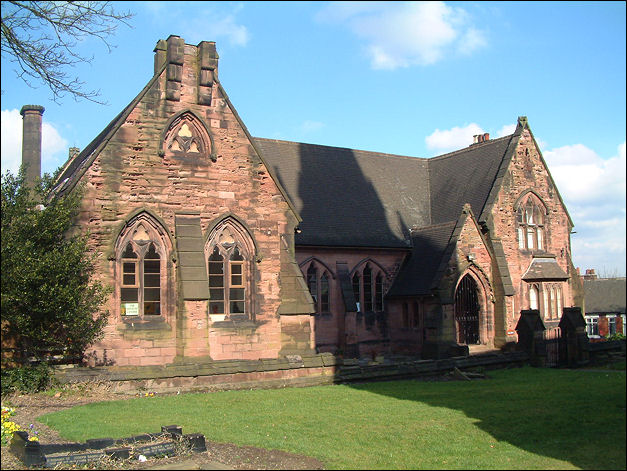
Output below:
[584,278,626,314]
[256,136,521,297]
[522,256,569,281]
[256,136,517,249]
[47,55,535,299]
[256,138,430,248]
[428,135,515,225]
[385,221,457,297]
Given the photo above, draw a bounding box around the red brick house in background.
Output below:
[20,36,584,368]
[582,270,626,340]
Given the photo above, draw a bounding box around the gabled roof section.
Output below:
[256,138,430,248]
[522,256,569,281]
[520,117,575,228]
[216,83,302,222]
[386,221,457,297]
[49,58,303,222]
[51,63,167,198]
[428,134,514,225]
[480,117,574,228]
[584,278,626,314]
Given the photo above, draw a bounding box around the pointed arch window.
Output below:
[352,273,361,312]
[529,284,539,310]
[305,262,331,314]
[351,262,386,313]
[116,215,170,319]
[162,112,215,162]
[206,219,255,320]
[516,195,546,251]
[529,282,563,319]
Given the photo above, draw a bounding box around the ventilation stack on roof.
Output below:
[472,133,491,145]
[20,105,45,188]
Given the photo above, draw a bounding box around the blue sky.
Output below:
[1,1,625,276]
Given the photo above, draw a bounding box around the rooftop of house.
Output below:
[584,277,627,314]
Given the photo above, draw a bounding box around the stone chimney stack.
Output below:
[20,105,45,187]
[583,269,598,280]
[153,37,219,106]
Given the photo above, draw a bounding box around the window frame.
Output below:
[516,196,547,251]
[119,241,164,319]
[586,315,600,338]
[205,219,255,321]
[305,262,332,315]
[351,262,387,313]
[529,282,563,320]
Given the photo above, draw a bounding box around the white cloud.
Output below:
[317,1,487,69]
[425,123,483,153]
[544,143,626,205]
[496,123,516,138]
[544,142,626,275]
[1,108,68,176]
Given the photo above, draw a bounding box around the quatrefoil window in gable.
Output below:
[162,112,216,162]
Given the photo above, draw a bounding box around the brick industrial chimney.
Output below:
[20,104,45,187]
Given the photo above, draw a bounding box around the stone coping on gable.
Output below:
[52,351,529,394]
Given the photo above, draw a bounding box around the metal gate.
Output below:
[454,275,480,345]
[544,326,561,367]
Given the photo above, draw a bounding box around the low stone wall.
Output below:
[585,339,626,366]
[53,350,529,394]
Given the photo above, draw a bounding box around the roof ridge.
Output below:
[254,136,426,162]
[428,134,513,161]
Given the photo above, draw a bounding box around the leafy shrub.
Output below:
[0,363,56,396]
[1,169,109,363]
[605,333,626,341]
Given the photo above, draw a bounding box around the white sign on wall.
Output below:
[123,303,139,316]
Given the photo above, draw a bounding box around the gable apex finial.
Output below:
[517,116,528,129]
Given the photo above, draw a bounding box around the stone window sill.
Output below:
[120,317,170,331]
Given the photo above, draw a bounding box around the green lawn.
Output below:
[38,367,625,470]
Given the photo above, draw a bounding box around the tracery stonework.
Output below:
[162,113,215,162]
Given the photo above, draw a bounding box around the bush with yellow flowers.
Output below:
[1,406,39,446]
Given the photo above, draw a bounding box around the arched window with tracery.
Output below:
[532,282,562,319]
[351,261,386,313]
[206,218,255,320]
[516,195,546,251]
[116,213,170,319]
[161,111,215,162]
[305,262,331,314]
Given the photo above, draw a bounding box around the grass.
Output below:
[38,367,625,470]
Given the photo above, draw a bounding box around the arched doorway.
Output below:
[455,274,480,345]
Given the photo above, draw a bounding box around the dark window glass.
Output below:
[363,265,373,311]
[307,265,318,307]
[375,273,384,312]
[352,273,361,312]
[208,247,225,315]
[320,272,329,312]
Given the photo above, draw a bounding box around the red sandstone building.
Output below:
[21,37,584,367]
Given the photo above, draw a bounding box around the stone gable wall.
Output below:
[487,129,577,338]
[74,39,307,366]
[438,213,495,346]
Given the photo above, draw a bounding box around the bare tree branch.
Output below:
[1,1,133,104]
